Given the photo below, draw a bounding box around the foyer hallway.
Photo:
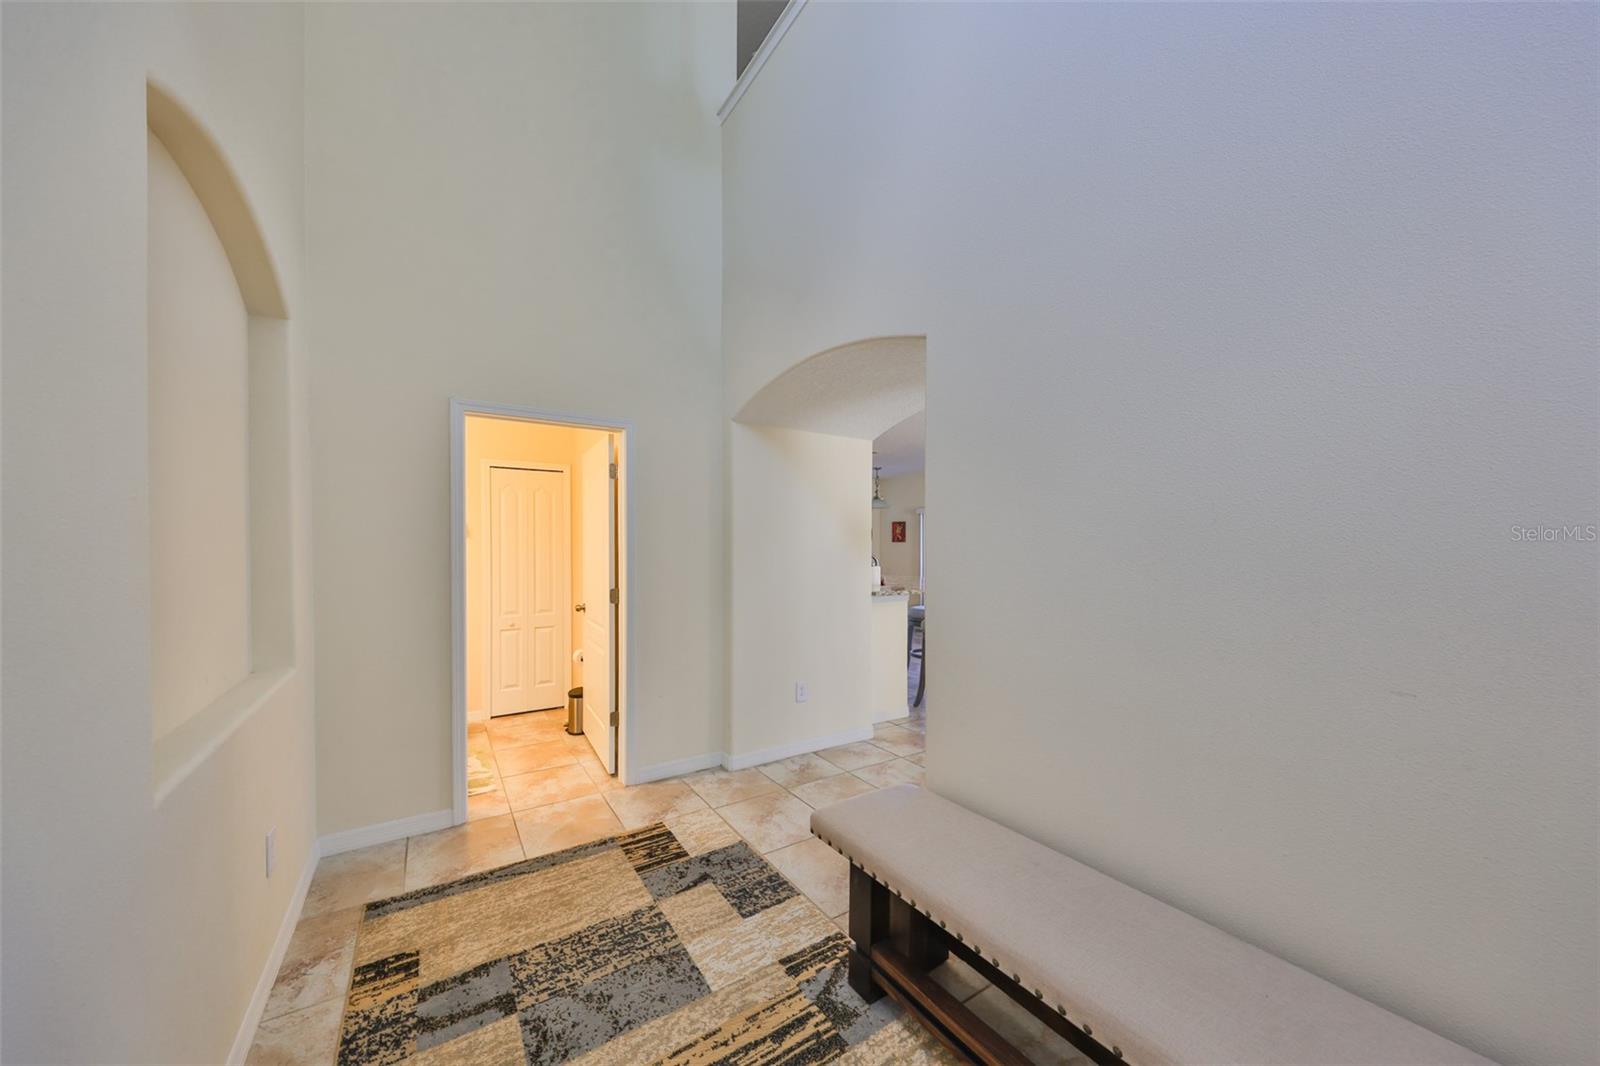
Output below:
[247,709,1083,1064]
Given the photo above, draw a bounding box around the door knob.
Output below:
[575,603,586,612]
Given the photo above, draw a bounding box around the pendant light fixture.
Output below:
[872,464,889,509]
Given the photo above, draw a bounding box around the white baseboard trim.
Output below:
[723,725,873,771]
[227,838,320,1066]
[230,806,458,1062]
[628,751,725,785]
[319,808,455,857]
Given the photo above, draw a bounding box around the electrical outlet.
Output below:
[794,681,808,703]
[265,828,277,879]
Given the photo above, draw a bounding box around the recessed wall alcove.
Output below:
[146,80,295,803]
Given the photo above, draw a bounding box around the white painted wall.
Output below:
[722,4,1598,1062]
[306,2,733,831]
[147,130,253,739]
[2,5,316,1061]
[729,424,872,761]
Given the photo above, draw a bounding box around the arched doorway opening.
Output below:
[727,335,928,774]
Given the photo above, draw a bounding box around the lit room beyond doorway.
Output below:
[871,410,925,726]
[460,411,625,824]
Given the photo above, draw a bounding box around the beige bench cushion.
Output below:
[811,784,1492,1066]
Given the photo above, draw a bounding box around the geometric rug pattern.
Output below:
[336,822,956,1064]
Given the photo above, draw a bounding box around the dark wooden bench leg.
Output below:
[891,894,948,970]
[848,864,890,1001]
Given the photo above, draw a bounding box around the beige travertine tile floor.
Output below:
[246,706,1081,1064]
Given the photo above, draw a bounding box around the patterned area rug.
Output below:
[336,822,955,1064]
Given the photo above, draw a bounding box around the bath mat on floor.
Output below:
[335,822,955,1065]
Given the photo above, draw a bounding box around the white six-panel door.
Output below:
[579,437,617,772]
[489,466,569,716]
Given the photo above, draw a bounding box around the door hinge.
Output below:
[609,708,619,727]
[609,587,618,605]
[608,462,617,479]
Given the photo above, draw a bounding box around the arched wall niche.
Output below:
[146,80,287,319]
[148,80,296,802]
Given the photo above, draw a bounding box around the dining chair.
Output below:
[908,604,926,708]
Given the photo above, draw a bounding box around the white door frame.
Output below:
[450,398,633,825]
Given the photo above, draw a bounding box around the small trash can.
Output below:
[566,687,584,736]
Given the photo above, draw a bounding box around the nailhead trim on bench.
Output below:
[820,834,1124,1064]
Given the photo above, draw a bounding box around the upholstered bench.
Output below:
[810,784,1492,1066]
